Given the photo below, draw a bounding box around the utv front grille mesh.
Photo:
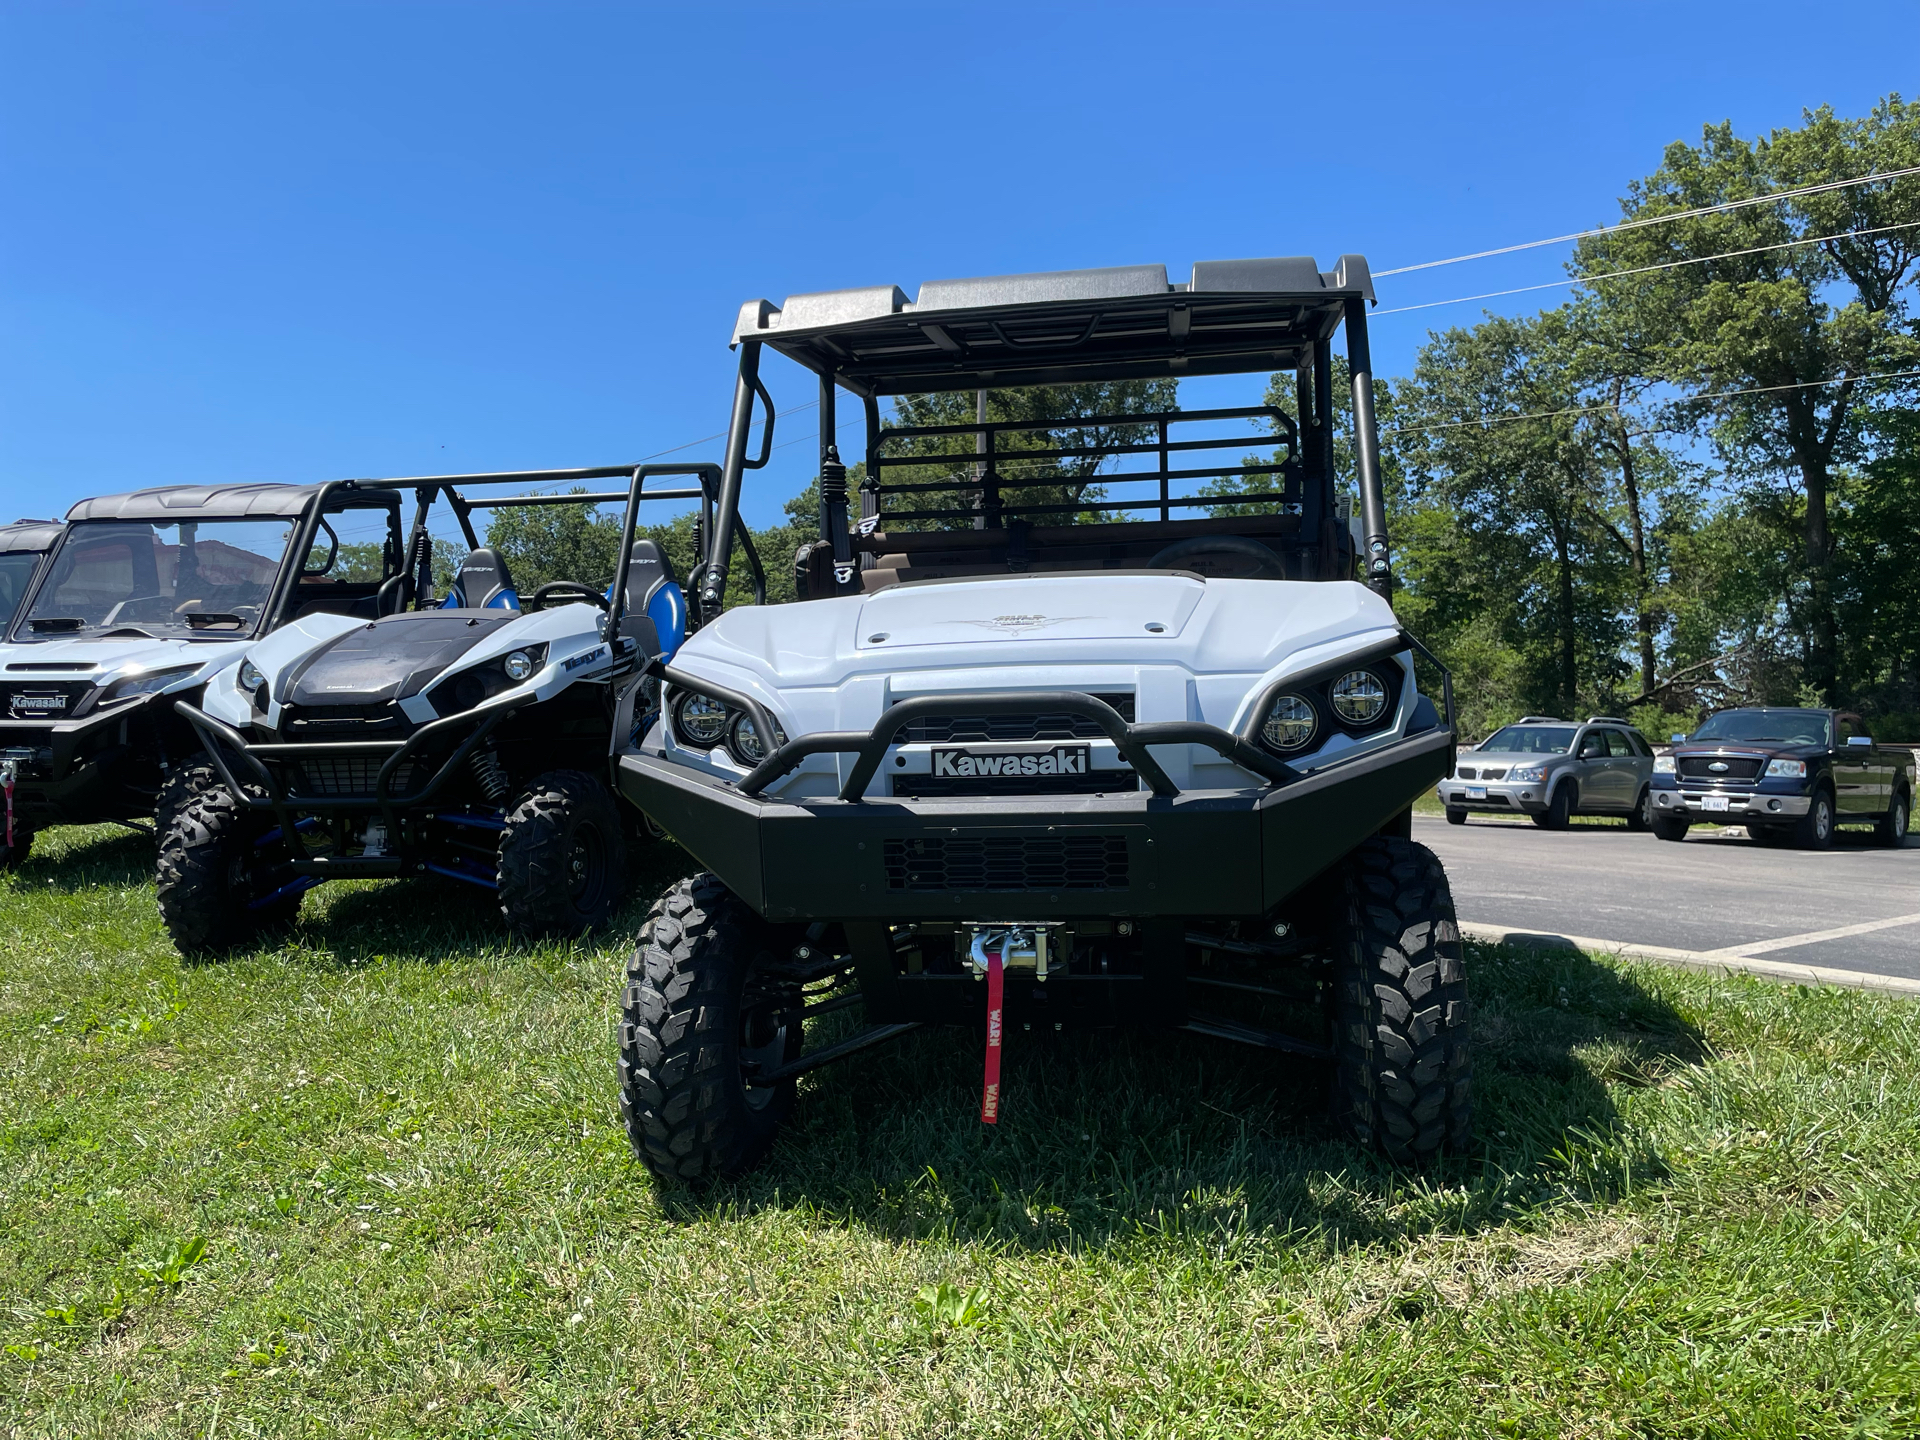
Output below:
[883,833,1130,891]
[891,692,1134,744]
[288,754,422,799]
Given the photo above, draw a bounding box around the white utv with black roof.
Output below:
[0,483,411,869]
[614,256,1471,1183]
[156,464,724,953]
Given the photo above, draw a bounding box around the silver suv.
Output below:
[1437,716,1656,830]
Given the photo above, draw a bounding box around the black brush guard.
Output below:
[174,695,536,879]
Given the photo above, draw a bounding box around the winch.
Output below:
[963,923,1060,1125]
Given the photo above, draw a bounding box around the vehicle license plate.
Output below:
[1466,785,1488,800]
[1701,795,1730,812]
[931,744,1091,781]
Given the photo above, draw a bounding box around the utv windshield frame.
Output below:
[691,256,1393,611]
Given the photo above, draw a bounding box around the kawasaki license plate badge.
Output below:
[931,744,1091,782]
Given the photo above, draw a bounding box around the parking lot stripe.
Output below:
[1697,912,1920,960]
[1458,922,1920,998]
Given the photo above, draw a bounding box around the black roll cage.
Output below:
[695,270,1394,611]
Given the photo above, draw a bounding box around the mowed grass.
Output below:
[3,826,1919,1438]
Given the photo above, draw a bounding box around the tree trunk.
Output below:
[1554,518,1578,718]
[1801,455,1837,701]
[1612,398,1656,697]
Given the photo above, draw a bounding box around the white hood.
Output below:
[685,574,1399,688]
[0,632,249,692]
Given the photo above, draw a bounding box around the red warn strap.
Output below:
[979,948,1004,1123]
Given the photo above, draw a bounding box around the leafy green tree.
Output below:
[1573,97,1920,700]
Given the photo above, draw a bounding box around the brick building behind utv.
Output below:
[613,257,1471,1181]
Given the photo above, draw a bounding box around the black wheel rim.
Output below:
[566,822,609,913]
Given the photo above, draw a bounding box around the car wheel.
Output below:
[1626,786,1653,832]
[1792,786,1835,851]
[1875,789,1910,848]
[1532,780,1574,830]
[1326,836,1472,1163]
[1651,814,1690,842]
[618,873,803,1183]
[1444,806,1468,826]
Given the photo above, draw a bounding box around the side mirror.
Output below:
[1846,734,1873,748]
[1670,733,1687,743]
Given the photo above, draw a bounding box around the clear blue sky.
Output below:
[3,1,1915,533]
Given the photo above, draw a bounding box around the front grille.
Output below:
[1,681,94,721]
[892,692,1134,744]
[1456,765,1508,781]
[287,754,421,799]
[893,769,1139,799]
[884,833,1130,891]
[282,702,410,736]
[1678,755,1763,782]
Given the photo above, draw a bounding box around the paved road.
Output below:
[1416,813,1920,981]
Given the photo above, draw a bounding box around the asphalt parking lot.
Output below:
[1418,812,1920,982]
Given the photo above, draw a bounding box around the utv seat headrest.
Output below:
[617,539,686,660]
[445,547,519,610]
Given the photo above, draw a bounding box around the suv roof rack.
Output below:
[1516,716,1568,724]
[1585,715,1628,724]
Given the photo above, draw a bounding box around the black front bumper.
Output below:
[0,707,145,826]
[619,725,1452,922]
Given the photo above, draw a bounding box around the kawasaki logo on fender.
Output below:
[932,745,1090,779]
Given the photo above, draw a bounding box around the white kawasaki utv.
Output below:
[614,256,1470,1183]
[1,483,413,870]
[155,463,741,953]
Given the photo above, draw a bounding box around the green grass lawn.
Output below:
[3,825,1918,1438]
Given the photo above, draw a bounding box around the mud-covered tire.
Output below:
[496,770,627,938]
[1652,814,1690,842]
[1532,780,1575,830]
[618,874,802,1184]
[1328,836,1472,1164]
[154,760,220,836]
[155,786,300,956]
[0,825,34,870]
[1444,806,1468,826]
[1875,789,1909,848]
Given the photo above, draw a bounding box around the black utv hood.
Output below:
[283,611,518,706]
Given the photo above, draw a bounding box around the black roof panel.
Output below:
[732,255,1374,395]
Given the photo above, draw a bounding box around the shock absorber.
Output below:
[470,747,509,805]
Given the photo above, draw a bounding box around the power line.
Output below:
[1378,366,1920,441]
[1375,163,1920,278]
[1373,219,1920,318]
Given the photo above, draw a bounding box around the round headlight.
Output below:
[238,659,265,692]
[503,649,536,682]
[730,712,788,764]
[675,693,729,748]
[1261,694,1318,751]
[1331,669,1388,725]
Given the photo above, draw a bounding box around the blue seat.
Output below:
[614,539,686,660]
[444,548,520,611]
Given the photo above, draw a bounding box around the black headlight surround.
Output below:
[1242,645,1410,754]
[670,689,732,751]
[1328,666,1395,733]
[99,664,204,707]
[426,646,549,720]
[1256,690,1322,755]
[724,708,788,767]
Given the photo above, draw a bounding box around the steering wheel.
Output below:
[1146,535,1289,580]
[527,580,611,612]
